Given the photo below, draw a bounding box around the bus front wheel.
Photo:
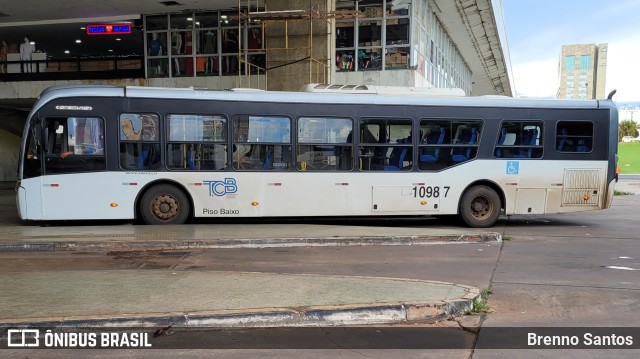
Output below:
[459,185,501,228]
[140,184,190,225]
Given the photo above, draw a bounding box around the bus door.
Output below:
[40,116,107,219]
[371,184,442,214]
[18,116,44,220]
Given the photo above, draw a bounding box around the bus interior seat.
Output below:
[419,127,445,162]
[557,128,567,151]
[137,149,149,169]
[504,133,516,145]
[576,138,589,152]
[514,129,538,158]
[451,128,477,162]
[495,128,516,158]
[384,147,408,171]
[262,149,273,170]
[186,148,196,170]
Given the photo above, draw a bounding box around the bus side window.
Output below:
[166,115,228,171]
[296,117,353,171]
[233,115,292,171]
[119,113,161,171]
[494,121,542,159]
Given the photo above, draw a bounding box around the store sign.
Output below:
[86,24,132,35]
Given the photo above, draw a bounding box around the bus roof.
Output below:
[30,84,616,118]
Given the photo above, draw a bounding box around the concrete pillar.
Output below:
[263,0,331,91]
[0,129,20,182]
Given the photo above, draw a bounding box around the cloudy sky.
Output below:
[501,0,640,101]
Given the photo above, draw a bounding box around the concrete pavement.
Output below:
[0,270,479,328]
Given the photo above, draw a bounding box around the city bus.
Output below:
[16,84,619,227]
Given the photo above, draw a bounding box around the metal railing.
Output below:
[0,56,144,81]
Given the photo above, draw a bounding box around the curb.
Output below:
[0,233,501,252]
[0,286,480,329]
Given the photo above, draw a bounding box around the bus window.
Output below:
[297,117,353,171]
[556,121,593,152]
[119,113,161,170]
[166,114,228,170]
[232,115,292,171]
[359,118,412,171]
[43,117,105,174]
[419,119,482,170]
[494,121,543,159]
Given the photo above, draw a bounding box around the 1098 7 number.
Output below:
[412,186,450,198]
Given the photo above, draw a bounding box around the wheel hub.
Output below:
[152,194,178,220]
[471,197,490,218]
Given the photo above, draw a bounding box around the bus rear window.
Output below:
[556,121,593,152]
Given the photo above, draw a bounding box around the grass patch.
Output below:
[615,190,634,196]
[470,288,493,314]
[618,142,640,174]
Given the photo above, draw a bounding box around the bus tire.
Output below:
[459,185,501,228]
[140,184,190,225]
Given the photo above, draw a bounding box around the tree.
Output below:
[619,120,639,141]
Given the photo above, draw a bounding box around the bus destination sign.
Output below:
[86,24,132,35]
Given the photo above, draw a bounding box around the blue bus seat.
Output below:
[576,138,589,152]
[186,149,196,170]
[514,128,537,158]
[451,128,477,162]
[384,147,408,171]
[262,149,273,170]
[495,128,507,158]
[557,128,567,151]
[137,149,149,169]
[420,127,445,162]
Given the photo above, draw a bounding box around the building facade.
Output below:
[0,0,514,181]
[557,43,608,100]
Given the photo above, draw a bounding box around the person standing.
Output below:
[148,33,163,75]
[184,28,193,76]
[171,30,182,75]
[0,40,8,73]
[20,36,35,73]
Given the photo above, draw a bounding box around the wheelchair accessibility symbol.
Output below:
[506,161,519,175]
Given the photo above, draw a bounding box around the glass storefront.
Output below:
[144,12,265,78]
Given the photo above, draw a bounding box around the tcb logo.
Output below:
[203,178,238,196]
[7,329,40,347]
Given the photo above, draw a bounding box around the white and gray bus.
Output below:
[16,84,619,227]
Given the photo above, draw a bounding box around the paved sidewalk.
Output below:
[0,270,479,328]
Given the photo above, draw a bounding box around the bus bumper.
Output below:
[605,178,616,209]
[16,183,27,220]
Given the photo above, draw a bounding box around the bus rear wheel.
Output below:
[459,185,501,228]
[140,184,190,225]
